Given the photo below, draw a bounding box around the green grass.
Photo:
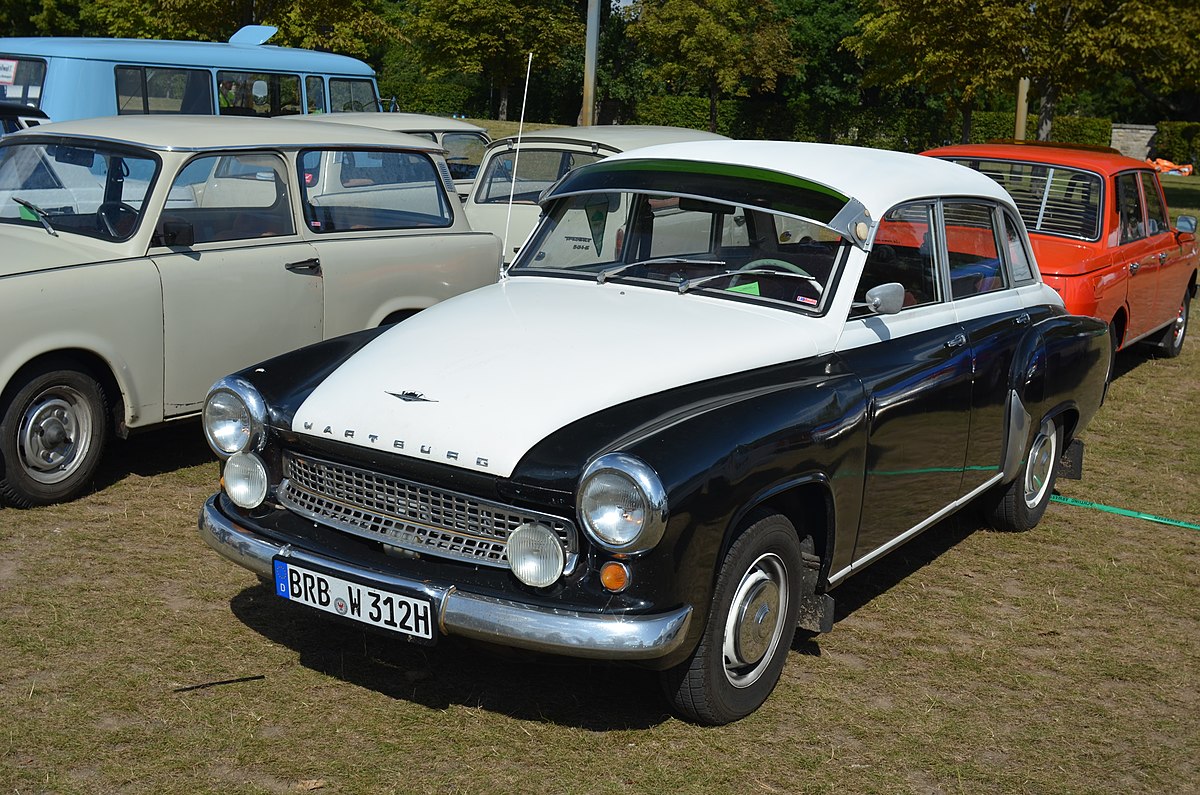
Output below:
[2,320,1198,794]
[1161,173,1200,221]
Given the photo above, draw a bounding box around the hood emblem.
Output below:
[387,390,437,403]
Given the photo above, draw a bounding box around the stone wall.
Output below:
[1110,124,1157,160]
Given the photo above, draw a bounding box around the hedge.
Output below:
[965,112,1111,147]
[1156,121,1200,166]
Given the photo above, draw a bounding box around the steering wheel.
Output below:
[97,201,138,238]
[734,258,823,296]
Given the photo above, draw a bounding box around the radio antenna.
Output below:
[501,52,534,277]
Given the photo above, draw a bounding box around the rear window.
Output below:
[0,57,46,107]
[948,158,1102,241]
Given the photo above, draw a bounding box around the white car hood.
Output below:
[293,277,833,477]
[0,227,125,278]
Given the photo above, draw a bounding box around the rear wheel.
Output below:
[985,416,1060,532]
[0,365,108,507]
[1156,289,1190,358]
[660,512,805,725]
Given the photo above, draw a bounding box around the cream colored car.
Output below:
[0,115,501,506]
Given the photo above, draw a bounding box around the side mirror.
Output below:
[855,282,906,315]
[157,219,195,247]
[1176,215,1197,234]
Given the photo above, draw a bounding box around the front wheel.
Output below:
[985,416,1060,532]
[1156,288,1190,358]
[660,512,805,725]
[0,366,108,507]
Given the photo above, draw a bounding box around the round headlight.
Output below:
[577,453,667,554]
[507,522,565,588]
[223,452,269,509]
[202,376,267,457]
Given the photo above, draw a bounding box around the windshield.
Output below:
[511,191,849,312]
[0,140,158,241]
[476,147,606,204]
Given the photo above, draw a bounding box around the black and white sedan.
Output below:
[198,141,1110,724]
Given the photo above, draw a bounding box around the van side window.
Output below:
[116,66,213,114]
[329,78,378,112]
[217,71,302,116]
[305,76,326,114]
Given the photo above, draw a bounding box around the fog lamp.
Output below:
[223,452,269,509]
[507,522,565,588]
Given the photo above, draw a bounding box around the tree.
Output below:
[625,0,797,133]
[401,0,583,121]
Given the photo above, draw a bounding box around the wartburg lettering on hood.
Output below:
[291,278,831,477]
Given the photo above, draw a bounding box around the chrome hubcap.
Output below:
[1023,418,1057,509]
[18,387,93,484]
[1172,302,1187,347]
[722,552,788,688]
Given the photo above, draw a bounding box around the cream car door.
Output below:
[152,152,323,415]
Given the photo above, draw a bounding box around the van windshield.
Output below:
[0,57,46,108]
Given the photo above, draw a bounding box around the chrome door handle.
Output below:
[285,257,322,274]
[944,333,967,349]
[1129,261,1139,273]
[1014,313,1030,326]
[1159,252,1168,264]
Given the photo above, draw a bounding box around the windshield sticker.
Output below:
[0,60,16,85]
[727,282,760,296]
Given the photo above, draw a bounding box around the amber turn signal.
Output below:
[600,561,629,592]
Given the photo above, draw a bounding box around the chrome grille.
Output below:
[279,452,576,569]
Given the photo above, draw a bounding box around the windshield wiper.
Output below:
[596,257,726,285]
[12,197,59,237]
[678,268,824,295]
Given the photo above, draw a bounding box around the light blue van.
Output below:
[0,26,380,122]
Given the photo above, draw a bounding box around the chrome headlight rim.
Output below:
[202,375,268,458]
[577,452,668,555]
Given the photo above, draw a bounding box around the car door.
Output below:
[1138,170,1191,327]
[152,151,322,415]
[836,202,973,566]
[1113,171,1160,340]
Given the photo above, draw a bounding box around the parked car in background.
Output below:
[465,125,728,262]
[198,141,1109,725]
[0,25,379,122]
[283,112,490,198]
[0,101,47,135]
[925,141,1198,360]
[0,115,501,506]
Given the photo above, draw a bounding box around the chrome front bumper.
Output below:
[198,495,693,661]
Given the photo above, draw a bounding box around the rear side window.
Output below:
[1116,173,1145,244]
[1002,210,1036,283]
[116,66,213,114]
[944,202,1006,299]
[329,78,378,113]
[0,57,46,107]
[300,149,452,232]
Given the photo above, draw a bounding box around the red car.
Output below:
[924,142,1198,359]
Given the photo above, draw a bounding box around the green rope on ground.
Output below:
[1050,494,1200,531]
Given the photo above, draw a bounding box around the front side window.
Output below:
[299,149,452,233]
[0,140,158,241]
[329,78,378,112]
[513,189,847,313]
[1138,171,1169,237]
[116,66,213,115]
[0,56,46,106]
[216,71,302,117]
[157,152,292,244]
[476,148,605,204]
[858,202,939,312]
[949,158,1102,241]
[945,202,1006,299]
[1116,172,1145,244]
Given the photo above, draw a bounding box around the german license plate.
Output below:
[273,559,434,642]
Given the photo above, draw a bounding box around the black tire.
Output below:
[0,365,108,507]
[1156,289,1190,358]
[985,416,1060,532]
[660,512,805,725]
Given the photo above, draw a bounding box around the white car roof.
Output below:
[602,139,1015,219]
[488,124,727,153]
[282,112,488,136]
[5,114,442,152]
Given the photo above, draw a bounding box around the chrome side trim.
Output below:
[198,495,692,661]
[826,471,1004,587]
[1001,389,1032,482]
